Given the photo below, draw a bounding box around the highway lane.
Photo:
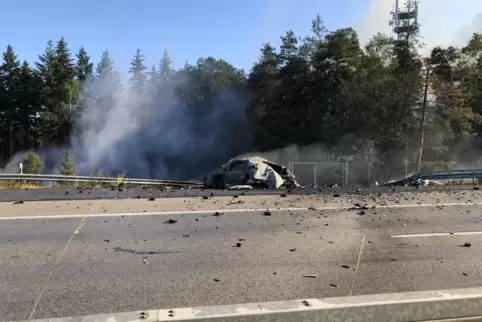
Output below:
[2,204,482,320]
[0,184,478,202]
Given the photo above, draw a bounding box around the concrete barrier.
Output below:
[17,287,482,322]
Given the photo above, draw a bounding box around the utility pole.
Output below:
[417,63,430,172]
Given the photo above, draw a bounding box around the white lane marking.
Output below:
[1,201,480,221]
[392,231,482,238]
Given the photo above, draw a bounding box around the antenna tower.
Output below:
[389,0,419,40]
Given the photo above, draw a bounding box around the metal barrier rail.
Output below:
[415,169,482,180]
[0,174,203,187]
[18,287,482,322]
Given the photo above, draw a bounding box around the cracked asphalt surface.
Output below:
[2,190,482,320]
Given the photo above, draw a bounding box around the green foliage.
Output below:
[0,16,482,180]
[60,150,75,176]
[23,152,43,174]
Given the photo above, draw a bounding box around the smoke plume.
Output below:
[71,67,252,180]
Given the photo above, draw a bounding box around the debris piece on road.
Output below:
[164,219,177,224]
[461,242,472,247]
[280,193,287,197]
[182,235,190,237]
[308,206,316,211]
[303,275,317,279]
[103,239,110,243]
[78,190,83,193]
[390,258,397,261]
[263,211,272,216]
[341,265,350,269]
[213,279,220,282]
[329,283,338,287]
[13,201,24,205]
[473,187,480,190]
[148,197,156,201]
[333,194,341,197]
[463,272,468,276]
[233,195,238,198]
[289,248,296,252]
[202,196,209,200]
[238,238,246,241]
[118,188,124,192]
[143,259,148,264]
[357,211,366,215]
[234,242,242,247]
[212,211,223,217]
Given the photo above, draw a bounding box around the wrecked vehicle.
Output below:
[204,157,300,189]
[384,173,443,187]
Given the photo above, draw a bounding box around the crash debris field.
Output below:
[0,189,480,218]
[2,188,482,321]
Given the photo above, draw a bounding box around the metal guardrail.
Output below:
[0,174,203,187]
[414,169,482,181]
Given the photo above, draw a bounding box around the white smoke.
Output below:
[71,64,251,179]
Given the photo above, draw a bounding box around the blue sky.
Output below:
[1,0,481,75]
[0,0,368,74]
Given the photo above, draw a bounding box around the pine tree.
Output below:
[0,45,21,159]
[128,48,147,95]
[60,150,76,175]
[23,152,43,174]
[158,50,173,85]
[75,46,93,84]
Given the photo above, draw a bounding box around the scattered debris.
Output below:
[390,258,397,261]
[148,197,155,201]
[103,239,110,243]
[213,279,220,282]
[118,188,124,192]
[13,201,24,205]
[333,194,341,197]
[234,243,242,247]
[340,265,350,269]
[308,206,316,211]
[357,211,366,216]
[474,187,480,190]
[212,212,224,217]
[182,235,190,238]
[202,196,209,200]
[329,283,338,288]
[461,242,472,248]
[263,211,272,216]
[303,275,317,279]
[280,193,287,197]
[164,219,177,224]
[238,238,246,241]
[289,248,296,252]
[463,272,468,276]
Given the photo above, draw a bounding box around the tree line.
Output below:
[1,14,482,181]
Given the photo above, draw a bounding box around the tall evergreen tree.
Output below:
[128,48,147,96]
[0,45,21,159]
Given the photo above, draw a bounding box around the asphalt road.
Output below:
[2,202,482,321]
[0,184,478,202]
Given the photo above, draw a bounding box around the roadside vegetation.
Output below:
[1,5,482,183]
